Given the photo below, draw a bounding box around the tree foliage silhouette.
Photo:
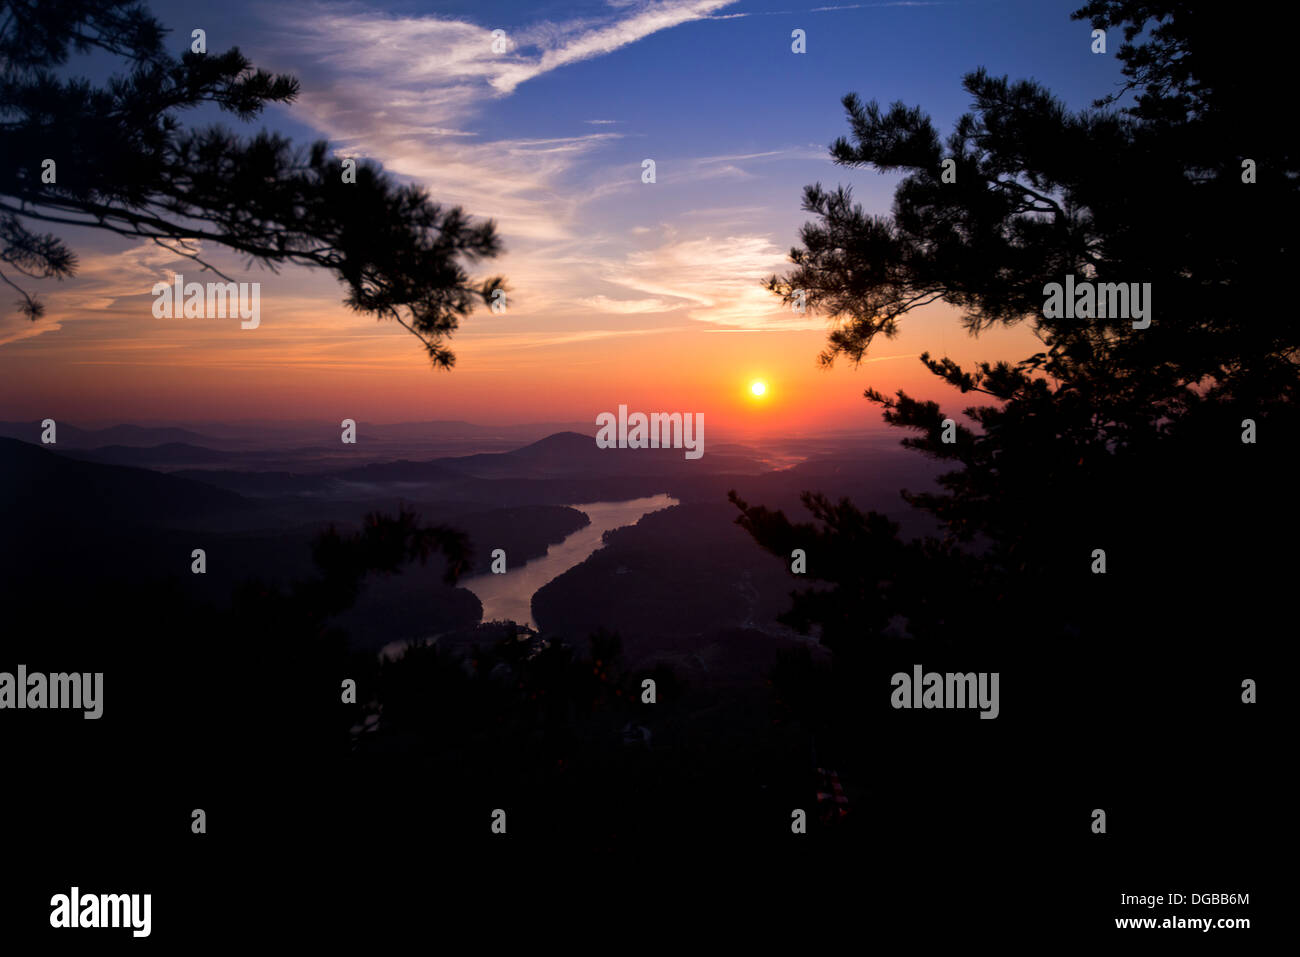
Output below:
[736,0,1298,658]
[0,0,503,366]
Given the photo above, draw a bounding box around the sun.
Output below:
[750,380,767,397]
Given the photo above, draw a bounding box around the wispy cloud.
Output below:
[578,295,677,314]
[599,234,823,330]
[709,1,950,16]
[259,1,738,244]
[811,3,954,10]
[466,326,674,350]
[0,241,184,346]
[491,1,736,93]
[0,315,59,347]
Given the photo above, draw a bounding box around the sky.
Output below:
[0,0,1126,435]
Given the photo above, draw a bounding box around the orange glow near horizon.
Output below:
[0,272,1042,435]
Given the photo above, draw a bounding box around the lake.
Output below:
[459,494,678,628]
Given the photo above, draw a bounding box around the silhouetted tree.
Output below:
[310,507,471,612]
[736,0,1298,659]
[0,0,503,365]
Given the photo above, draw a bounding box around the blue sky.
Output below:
[3,0,1132,429]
